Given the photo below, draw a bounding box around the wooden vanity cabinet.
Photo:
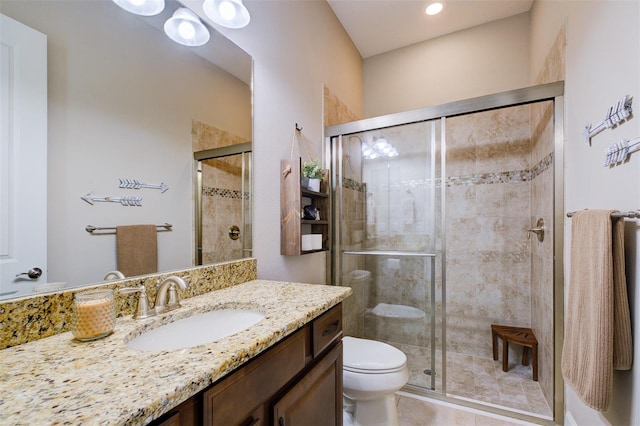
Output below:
[272,341,342,426]
[150,304,343,426]
[203,327,309,425]
[153,397,202,426]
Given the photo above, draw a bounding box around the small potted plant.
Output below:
[302,159,323,192]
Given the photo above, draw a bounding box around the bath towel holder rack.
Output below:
[566,210,640,218]
[85,223,173,234]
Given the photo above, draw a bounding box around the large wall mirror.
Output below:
[0,0,252,300]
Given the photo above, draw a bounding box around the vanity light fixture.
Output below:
[164,7,210,47]
[203,0,250,29]
[362,138,399,160]
[425,1,444,16]
[112,0,165,16]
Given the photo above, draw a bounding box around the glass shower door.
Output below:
[333,119,443,392]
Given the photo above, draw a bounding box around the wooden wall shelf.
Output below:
[281,158,329,256]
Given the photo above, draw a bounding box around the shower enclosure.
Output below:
[195,142,252,265]
[326,83,564,423]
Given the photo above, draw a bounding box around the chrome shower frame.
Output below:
[325,82,564,425]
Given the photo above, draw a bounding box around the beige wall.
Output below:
[531,1,640,425]
[363,12,531,117]
[215,0,364,284]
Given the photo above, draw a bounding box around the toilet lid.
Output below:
[343,336,407,372]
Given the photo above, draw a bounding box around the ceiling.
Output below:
[327,0,533,58]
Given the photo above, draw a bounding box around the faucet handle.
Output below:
[119,286,155,319]
[166,283,182,309]
[155,276,189,313]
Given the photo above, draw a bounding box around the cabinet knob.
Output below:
[242,416,261,426]
[279,417,285,426]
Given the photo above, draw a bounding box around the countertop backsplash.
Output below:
[0,258,257,349]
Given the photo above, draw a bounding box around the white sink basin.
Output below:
[126,309,265,352]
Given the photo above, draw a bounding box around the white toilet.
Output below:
[342,336,409,426]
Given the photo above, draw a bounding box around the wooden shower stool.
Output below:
[491,324,538,381]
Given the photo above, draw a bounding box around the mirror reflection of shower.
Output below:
[195,143,252,265]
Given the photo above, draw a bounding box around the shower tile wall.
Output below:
[445,105,533,359]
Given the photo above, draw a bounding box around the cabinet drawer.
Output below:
[204,328,308,425]
[312,304,342,357]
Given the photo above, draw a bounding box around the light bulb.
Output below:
[112,0,164,16]
[374,138,388,148]
[164,7,210,46]
[203,0,250,28]
[219,0,237,21]
[425,2,444,15]
[178,21,195,40]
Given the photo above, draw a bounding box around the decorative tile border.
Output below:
[343,152,553,191]
[343,177,366,192]
[447,152,553,187]
[203,186,249,200]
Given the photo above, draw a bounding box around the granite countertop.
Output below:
[0,280,351,425]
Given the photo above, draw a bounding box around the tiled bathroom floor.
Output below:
[396,392,540,426]
[392,343,553,419]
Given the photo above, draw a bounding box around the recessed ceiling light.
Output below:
[425,2,444,16]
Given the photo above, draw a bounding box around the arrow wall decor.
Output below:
[81,192,143,206]
[119,178,169,193]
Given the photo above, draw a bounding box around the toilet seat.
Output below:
[343,336,407,374]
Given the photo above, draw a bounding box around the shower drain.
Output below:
[423,369,436,376]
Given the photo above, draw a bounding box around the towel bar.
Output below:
[86,223,173,234]
[566,210,640,218]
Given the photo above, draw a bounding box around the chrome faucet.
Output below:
[119,275,189,319]
[103,270,125,280]
[154,276,189,314]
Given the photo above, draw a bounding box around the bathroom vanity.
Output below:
[153,304,343,425]
[0,280,351,425]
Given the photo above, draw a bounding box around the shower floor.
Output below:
[391,342,553,419]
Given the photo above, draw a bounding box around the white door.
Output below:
[0,14,47,299]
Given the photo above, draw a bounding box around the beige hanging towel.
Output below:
[561,210,633,412]
[116,225,158,277]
